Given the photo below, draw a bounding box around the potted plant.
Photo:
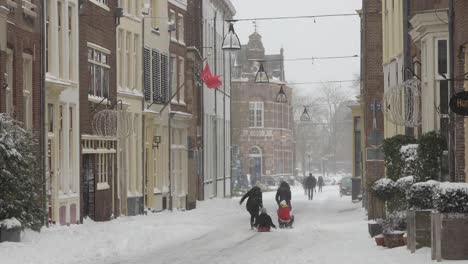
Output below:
[0,218,22,243]
[382,212,407,248]
[374,234,385,246]
[368,218,384,238]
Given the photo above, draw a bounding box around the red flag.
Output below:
[200,64,222,89]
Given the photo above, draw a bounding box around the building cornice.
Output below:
[409,11,449,44]
[169,0,187,11]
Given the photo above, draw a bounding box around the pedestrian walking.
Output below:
[318,176,324,192]
[239,186,263,229]
[304,173,317,200]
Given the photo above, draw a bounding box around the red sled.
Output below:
[257,227,271,232]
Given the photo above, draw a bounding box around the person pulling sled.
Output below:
[277,200,294,228]
[240,186,263,229]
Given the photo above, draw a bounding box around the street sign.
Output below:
[450,91,468,116]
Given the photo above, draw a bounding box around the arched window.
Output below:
[249,146,262,156]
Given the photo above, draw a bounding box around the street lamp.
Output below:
[300,106,311,121]
[255,62,269,83]
[276,85,287,103]
[222,22,241,51]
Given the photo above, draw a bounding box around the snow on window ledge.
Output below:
[97,182,110,191]
[89,0,110,11]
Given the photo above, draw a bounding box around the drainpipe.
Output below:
[222,15,226,198]
[168,30,173,211]
[213,13,218,197]
[448,0,455,181]
[41,0,48,227]
[141,16,146,215]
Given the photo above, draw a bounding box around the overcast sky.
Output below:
[230,0,363,98]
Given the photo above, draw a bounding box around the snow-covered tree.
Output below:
[0,114,45,231]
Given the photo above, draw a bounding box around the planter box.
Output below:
[383,232,405,248]
[374,234,385,246]
[432,212,468,261]
[407,210,432,252]
[368,222,383,237]
[0,226,21,243]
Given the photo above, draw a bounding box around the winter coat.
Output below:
[255,212,276,228]
[304,176,317,189]
[240,186,263,212]
[277,206,292,222]
[318,176,324,186]
[275,181,291,205]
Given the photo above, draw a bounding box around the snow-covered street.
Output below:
[0,186,458,264]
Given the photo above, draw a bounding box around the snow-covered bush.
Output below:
[383,135,417,181]
[407,180,439,210]
[434,183,468,213]
[0,114,45,231]
[372,178,396,201]
[400,144,418,177]
[416,131,446,182]
[382,211,407,233]
[395,176,414,193]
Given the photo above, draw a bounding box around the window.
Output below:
[249,102,264,128]
[133,35,139,90]
[23,54,33,129]
[68,6,74,80]
[88,46,110,98]
[437,39,448,76]
[126,32,131,88]
[58,1,63,78]
[117,30,122,88]
[178,57,185,103]
[69,106,74,192]
[161,54,169,102]
[169,10,176,41]
[152,49,161,102]
[177,14,184,43]
[58,105,64,193]
[170,55,177,98]
[5,49,13,114]
[48,104,54,133]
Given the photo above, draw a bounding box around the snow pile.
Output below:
[434,182,468,213]
[0,217,21,229]
[407,180,439,210]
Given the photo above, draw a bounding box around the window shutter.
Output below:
[152,49,161,102]
[161,54,169,103]
[144,48,151,101]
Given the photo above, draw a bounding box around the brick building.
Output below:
[359,0,385,220]
[79,0,118,221]
[232,31,294,187]
[185,0,203,208]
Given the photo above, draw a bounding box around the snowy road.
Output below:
[1,186,460,264]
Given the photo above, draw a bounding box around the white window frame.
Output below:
[22,53,33,129]
[178,56,185,104]
[88,44,111,99]
[177,13,184,44]
[249,102,264,128]
[126,32,131,89]
[435,38,449,81]
[133,34,139,91]
[169,10,177,42]
[117,29,122,89]
[170,54,177,101]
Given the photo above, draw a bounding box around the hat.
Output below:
[261,207,267,214]
[280,200,288,207]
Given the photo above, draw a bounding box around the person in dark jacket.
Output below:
[304,173,317,200]
[318,176,324,192]
[275,181,292,208]
[255,207,276,232]
[240,186,263,229]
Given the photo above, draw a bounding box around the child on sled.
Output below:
[278,200,294,228]
[254,208,277,232]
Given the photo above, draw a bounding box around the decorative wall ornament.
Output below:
[92,109,134,138]
[383,77,421,127]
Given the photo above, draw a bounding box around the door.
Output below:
[82,155,95,220]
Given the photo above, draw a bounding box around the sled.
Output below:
[278,218,294,229]
[256,227,271,232]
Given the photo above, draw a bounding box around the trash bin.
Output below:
[351,177,361,201]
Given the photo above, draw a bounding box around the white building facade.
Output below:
[116,0,145,216]
[45,0,81,225]
[202,0,235,199]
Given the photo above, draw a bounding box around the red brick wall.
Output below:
[0,50,5,113]
[454,0,468,181]
[361,0,385,219]
[79,0,117,221]
[3,2,42,134]
[409,0,449,15]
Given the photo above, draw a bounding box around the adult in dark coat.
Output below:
[240,186,263,229]
[275,181,292,208]
[255,208,276,232]
[304,174,317,200]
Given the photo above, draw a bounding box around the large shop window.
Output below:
[249,102,264,128]
[88,46,110,99]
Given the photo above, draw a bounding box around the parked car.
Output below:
[339,176,352,197]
